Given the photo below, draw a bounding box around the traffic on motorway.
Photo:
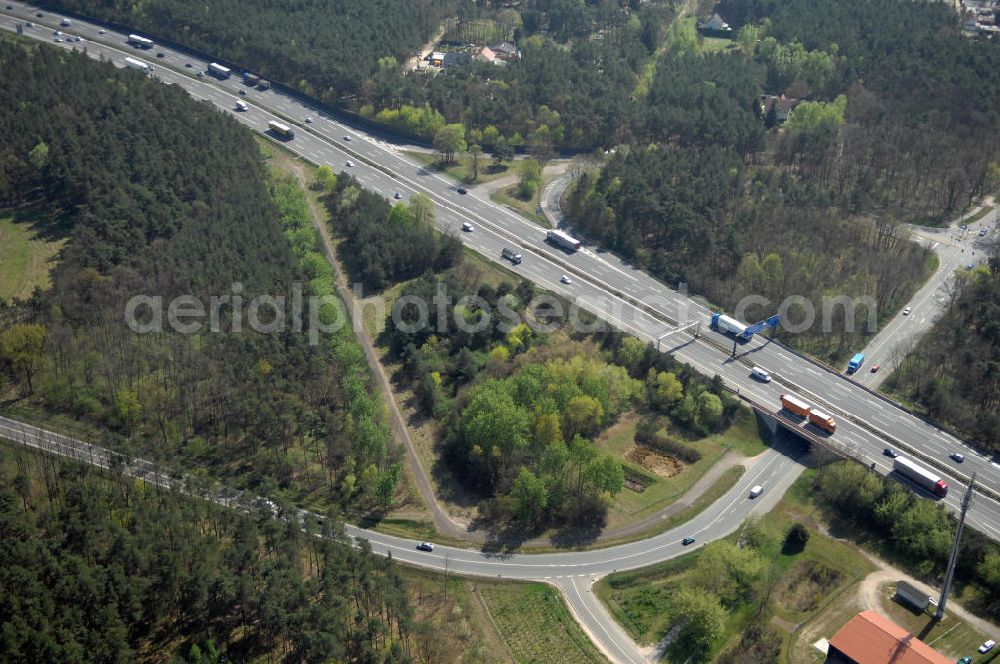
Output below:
[1,3,997,545]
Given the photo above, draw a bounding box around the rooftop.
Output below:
[827,611,951,664]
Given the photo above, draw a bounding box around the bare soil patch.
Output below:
[625,445,683,479]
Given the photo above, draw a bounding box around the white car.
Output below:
[345,160,355,168]
[304,116,312,123]
[980,639,995,653]
[902,306,911,315]
[749,485,764,498]
[343,135,351,141]
[560,274,572,284]
[99,29,106,34]
[393,191,402,200]
[462,222,474,232]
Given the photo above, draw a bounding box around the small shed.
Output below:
[894,580,931,612]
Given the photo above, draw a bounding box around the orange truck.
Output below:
[780,393,811,418]
[808,409,836,434]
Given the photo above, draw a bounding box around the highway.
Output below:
[2,6,1000,661]
[3,0,1000,554]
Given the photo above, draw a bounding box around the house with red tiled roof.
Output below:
[824,611,951,664]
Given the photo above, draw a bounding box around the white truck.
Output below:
[208,62,231,79]
[267,120,294,139]
[124,57,152,74]
[546,229,581,252]
[127,34,154,49]
[711,312,752,339]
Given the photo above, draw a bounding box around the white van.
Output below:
[749,485,764,499]
[750,367,771,382]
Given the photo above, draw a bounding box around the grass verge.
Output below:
[478,581,610,663]
[596,469,879,660]
[960,205,994,227]
[405,150,512,185]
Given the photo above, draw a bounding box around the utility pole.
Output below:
[936,471,976,619]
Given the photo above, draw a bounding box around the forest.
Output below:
[43,0,453,107]
[815,461,1000,619]
[379,270,740,536]
[0,39,399,513]
[322,175,462,291]
[0,443,421,663]
[886,260,1000,452]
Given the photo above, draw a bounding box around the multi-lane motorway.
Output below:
[2,6,1000,662]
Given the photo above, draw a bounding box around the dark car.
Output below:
[36,12,43,17]
[870,364,880,373]
[416,542,434,552]
[156,52,165,58]
[681,537,696,546]
[185,62,193,68]
[457,187,468,194]
[883,448,899,458]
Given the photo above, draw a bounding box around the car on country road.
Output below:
[561,274,573,284]
[883,448,900,458]
[681,537,695,546]
[749,485,764,498]
[957,656,971,664]
[951,453,965,463]
[457,187,468,194]
[902,306,911,315]
[979,639,995,653]
[980,227,988,237]
[416,542,434,552]
[870,364,880,373]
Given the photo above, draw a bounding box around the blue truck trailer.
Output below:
[847,353,865,374]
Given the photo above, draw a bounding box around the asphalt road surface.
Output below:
[3,7,1000,661]
[855,210,996,388]
[0,414,804,664]
[2,0,998,550]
